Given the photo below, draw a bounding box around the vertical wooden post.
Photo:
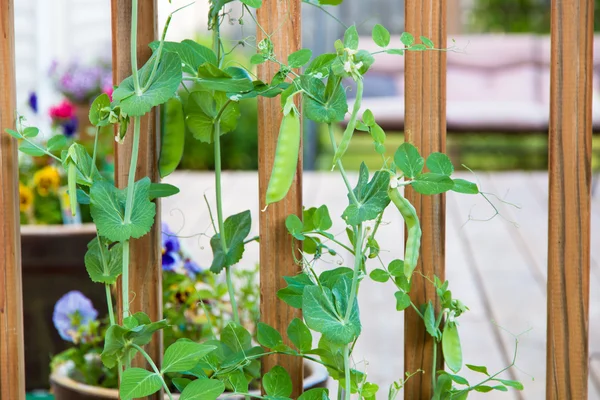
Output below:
[112,1,162,396]
[547,1,593,399]
[257,0,304,396]
[403,1,446,399]
[0,1,25,398]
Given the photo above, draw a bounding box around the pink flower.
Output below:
[103,85,114,101]
[49,100,76,120]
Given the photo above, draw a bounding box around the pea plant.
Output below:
[5,0,524,399]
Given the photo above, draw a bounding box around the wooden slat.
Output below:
[112,1,162,398]
[256,0,303,396]
[547,1,593,399]
[403,1,446,398]
[0,1,25,398]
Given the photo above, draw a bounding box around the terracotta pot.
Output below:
[50,361,329,400]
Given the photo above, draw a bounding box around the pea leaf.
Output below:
[240,0,262,7]
[162,340,217,373]
[343,26,359,50]
[423,301,439,340]
[100,324,129,368]
[179,377,225,400]
[195,63,254,93]
[89,93,111,126]
[298,388,330,400]
[159,97,185,178]
[257,322,284,349]
[19,141,45,157]
[209,210,251,273]
[287,318,312,352]
[494,379,524,390]
[306,53,337,75]
[372,24,390,47]
[23,127,39,138]
[65,143,103,187]
[228,370,249,394]
[47,135,67,152]
[312,204,333,231]
[119,368,162,400]
[466,364,489,376]
[220,322,252,353]
[342,163,390,225]
[420,36,435,49]
[394,291,411,311]
[172,378,191,392]
[113,52,183,117]
[285,214,305,240]
[185,90,240,144]
[411,173,454,195]
[320,267,354,290]
[400,32,415,46]
[302,75,348,123]
[148,182,180,200]
[452,178,479,195]
[288,48,312,68]
[388,259,404,278]
[84,236,123,284]
[149,40,216,75]
[394,143,424,178]
[263,366,293,398]
[5,128,21,139]
[277,273,315,308]
[426,152,454,176]
[90,177,156,242]
[369,269,389,283]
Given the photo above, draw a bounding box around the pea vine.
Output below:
[4,0,525,399]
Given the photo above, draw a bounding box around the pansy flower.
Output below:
[184,258,203,279]
[162,223,181,271]
[33,166,61,197]
[52,291,98,343]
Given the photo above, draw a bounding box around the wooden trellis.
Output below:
[0,0,593,399]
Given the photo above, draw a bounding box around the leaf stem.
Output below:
[328,124,359,205]
[432,340,437,391]
[124,116,141,224]
[131,343,173,400]
[130,0,141,94]
[343,345,351,400]
[214,123,228,254]
[344,224,363,323]
[92,126,100,168]
[122,241,130,319]
[105,284,115,326]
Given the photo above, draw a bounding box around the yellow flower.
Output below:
[33,166,61,196]
[19,183,33,212]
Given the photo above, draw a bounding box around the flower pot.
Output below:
[50,361,329,400]
[21,224,103,391]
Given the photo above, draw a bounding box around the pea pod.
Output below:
[265,108,301,206]
[442,321,463,373]
[67,161,78,217]
[388,185,422,279]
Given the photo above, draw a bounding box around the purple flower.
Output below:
[51,60,112,103]
[184,258,203,279]
[62,117,78,137]
[28,92,38,113]
[52,291,98,343]
[162,223,181,271]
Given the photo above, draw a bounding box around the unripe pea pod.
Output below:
[265,108,301,206]
[388,183,421,279]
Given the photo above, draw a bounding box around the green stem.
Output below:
[432,341,437,391]
[92,127,100,168]
[122,241,130,319]
[123,117,141,224]
[105,284,115,326]
[130,0,141,94]
[214,124,227,253]
[328,124,359,205]
[226,266,240,324]
[131,344,173,400]
[344,224,363,323]
[343,345,351,400]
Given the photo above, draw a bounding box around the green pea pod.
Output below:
[332,78,363,168]
[442,321,463,373]
[388,186,421,279]
[67,161,78,217]
[265,108,301,206]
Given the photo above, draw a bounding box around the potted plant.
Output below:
[6,0,525,398]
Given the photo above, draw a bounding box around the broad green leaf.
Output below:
[19,141,45,157]
[394,143,423,178]
[240,0,262,7]
[409,44,428,51]
[287,318,312,352]
[47,135,67,152]
[465,364,489,376]
[298,388,329,400]
[343,26,359,50]
[386,48,405,55]
[305,53,337,75]
[277,273,315,308]
[443,372,469,386]
[89,93,111,126]
[228,370,249,394]
[162,340,217,373]
[257,322,284,349]
[180,377,225,400]
[65,143,103,187]
[342,163,390,225]
[195,63,253,93]
[420,36,435,48]
[250,53,267,65]
[370,123,385,145]
[149,40,216,75]
[426,152,454,176]
[113,52,182,117]
[185,90,240,144]
[411,173,454,195]
[452,178,479,195]
[148,182,180,200]
[129,319,169,346]
[394,291,411,311]
[159,97,185,178]
[5,128,22,139]
[318,0,343,4]
[372,24,390,47]
[355,50,375,74]
[84,236,123,284]
[119,368,162,400]
[388,259,404,278]
[90,177,156,242]
[423,301,439,340]
[312,204,333,231]
[473,385,494,393]
[23,127,39,138]
[494,379,524,390]
[431,374,452,400]
[263,366,293,398]
[400,32,415,46]
[285,214,305,240]
[302,75,348,124]
[442,322,462,373]
[288,49,312,68]
[101,324,129,368]
[172,378,191,392]
[361,382,379,400]
[492,385,509,392]
[369,268,389,283]
[209,210,251,273]
[220,322,252,353]
[319,267,353,290]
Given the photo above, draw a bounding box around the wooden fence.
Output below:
[0,0,593,399]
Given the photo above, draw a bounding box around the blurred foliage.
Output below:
[467,0,600,33]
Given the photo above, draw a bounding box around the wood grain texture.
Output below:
[256,0,303,396]
[547,1,593,399]
[403,1,446,399]
[112,2,162,398]
[0,0,25,398]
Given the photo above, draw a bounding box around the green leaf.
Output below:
[388,259,404,278]
[474,385,494,393]
[19,141,45,157]
[299,388,329,400]
[423,301,439,340]
[400,32,415,46]
[65,143,103,187]
[426,153,454,176]
[394,291,411,311]
[288,49,312,68]
[129,319,169,346]
[355,50,375,74]
[394,143,423,178]
[179,377,226,400]
[465,364,489,376]
[302,76,348,124]
[287,318,312,352]
[113,52,183,117]
[342,163,390,225]
[149,40,216,75]
[148,182,180,200]
[101,324,129,368]
[89,93,111,126]
[185,90,240,144]
[285,214,305,240]
[420,36,435,48]
[239,0,262,7]
[90,177,156,242]
[159,97,185,178]
[228,370,249,394]
[306,53,337,75]
[84,236,123,284]
[23,127,39,138]
[220,322,252,353]
[250,53,267,65]
[444,373,469,386]
[343,26,359,50]
[319,267,353,290]
[263,366,293,398]
[277,273,315,308]
[4,128,22,139]
[172,378,191,392]
[162,340,216,373]
[442,322,462,373]
[492,385,508,392]
[409,44,428,51]
[369,268,389,283]
[361,382,379,399]
[432,374,452,400]
[411,173,455,195]
[209,210,251,273]
[119,368,162,400]
[372,24,390,47]
[494,379,524,390]
[257,322,284,349]
[47,135,67,152]
[312,204,333,231]
[318,0,343,4]
[386,48,405,55]
[452,178,479,195]
[195,63,254,93]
